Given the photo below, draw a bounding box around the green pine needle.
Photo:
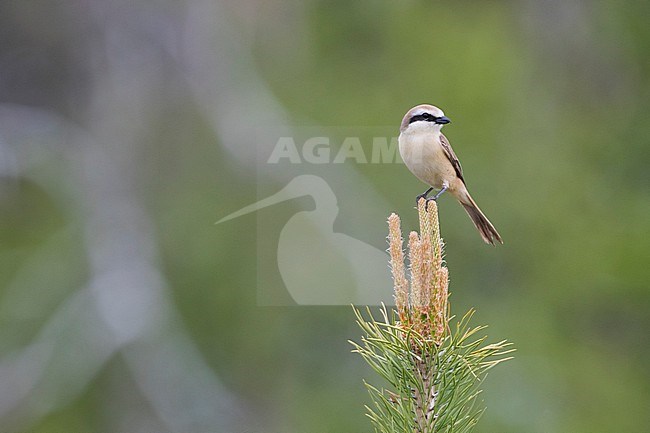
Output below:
[351,305,514,433]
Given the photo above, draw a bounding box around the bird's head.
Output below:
[400,104,451,134]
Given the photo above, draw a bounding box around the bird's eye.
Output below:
[409,112,437,124]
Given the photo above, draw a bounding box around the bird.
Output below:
[398,104,502,245]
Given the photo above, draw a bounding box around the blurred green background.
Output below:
[1,1,649,432]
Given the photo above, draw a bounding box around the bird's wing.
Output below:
[440,133,465,183]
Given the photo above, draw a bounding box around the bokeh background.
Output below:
[1,1,649,432]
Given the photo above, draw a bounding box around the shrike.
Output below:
[398,104,502,245]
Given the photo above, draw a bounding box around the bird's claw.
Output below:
[415,186,447,211]
[415,187,434,206]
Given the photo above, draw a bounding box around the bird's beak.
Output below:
[435,116,451,125]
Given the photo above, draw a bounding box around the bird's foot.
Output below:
[415,187,434,206]
[424,186,448,211]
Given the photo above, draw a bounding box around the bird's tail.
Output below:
[458,191,502,245]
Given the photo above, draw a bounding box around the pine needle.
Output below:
[351,198,513,433]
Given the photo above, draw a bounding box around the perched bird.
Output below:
[398,104,502,245]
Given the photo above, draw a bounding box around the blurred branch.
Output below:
[180,0,391,213]
[0,1,255,429]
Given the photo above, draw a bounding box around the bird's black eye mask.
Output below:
[409,113,450,125]
[409,112,436,124]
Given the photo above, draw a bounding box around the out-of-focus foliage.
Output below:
[0,1,649,432]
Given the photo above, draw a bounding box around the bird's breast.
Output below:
[398,132,452,189]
